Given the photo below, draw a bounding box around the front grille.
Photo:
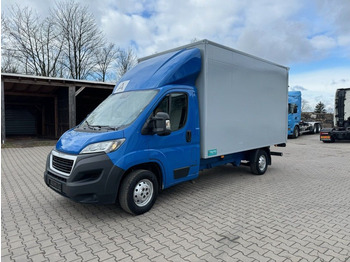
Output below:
[52,155,74,174]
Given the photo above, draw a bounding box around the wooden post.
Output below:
[42,105,45,136]
[68,86,76,128]
[1,80,5,144]
[54,96,58,138]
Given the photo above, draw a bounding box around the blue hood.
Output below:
[113,48,202,93]
[56,129,124,155]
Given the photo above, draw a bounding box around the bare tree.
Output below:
[53,0,104,79]
[1,49,20,73]
[2,1,135,81]
[301,99,311,112]
[2,5,63,76]
[94,43,120,82]
[116,48,137,80]
[1,15,19,73]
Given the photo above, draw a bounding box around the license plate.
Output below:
[321,135,331,140]
[48,178,62,192]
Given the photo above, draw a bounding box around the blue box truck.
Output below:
[44,40,289,215]
[288,91,321,138]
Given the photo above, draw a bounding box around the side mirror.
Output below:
[141,112,171,135]
[153,112,171,136]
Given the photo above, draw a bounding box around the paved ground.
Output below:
[1,135,350,261]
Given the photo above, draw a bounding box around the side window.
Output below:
[154,95,169,116]
[153,93,188,131]
[170,93,188,131]
[288,103,298,114]
[293,104,298,114]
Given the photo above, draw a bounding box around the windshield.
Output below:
[79,90,158,131]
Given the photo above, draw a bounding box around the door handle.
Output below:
[186,130,192,142]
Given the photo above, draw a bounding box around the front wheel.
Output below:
[292,126,299,138]
[119,169,158,215]
[250,149,268,175]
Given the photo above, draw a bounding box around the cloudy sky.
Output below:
[2,0,350,111]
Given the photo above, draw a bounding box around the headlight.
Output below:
[80,139,125,154]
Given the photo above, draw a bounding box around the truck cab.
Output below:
[288,91,321,138]
[320,88,350,142]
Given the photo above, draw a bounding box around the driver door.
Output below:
[147,90,199,188]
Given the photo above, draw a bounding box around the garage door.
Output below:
[5,108,37,135]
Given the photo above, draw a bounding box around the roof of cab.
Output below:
[113,48,201,93]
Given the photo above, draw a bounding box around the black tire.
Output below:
[292,126,299,138]
[119,169,158,215]
[316,124,321,133]
[250,149,268,175]
[313,124,317,134]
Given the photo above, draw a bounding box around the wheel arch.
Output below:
[120,162,163,193]
[250,147,271,165]
[263,147,272,165]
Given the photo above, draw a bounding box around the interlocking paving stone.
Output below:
[1,135,350,261]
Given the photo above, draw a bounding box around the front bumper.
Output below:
[44,150,124,204]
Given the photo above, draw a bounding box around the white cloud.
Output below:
[100,10,154,50]
[1,0,50,16]
[310,35,337,51]
[290,67,350,110]
[290,85,308,91]
[2,0,349,63]
[314,0,350,58]
[338,35,350,47]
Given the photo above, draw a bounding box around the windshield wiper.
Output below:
[82,120,106,130]
[89,125,119,131]
[84,120,93,129]
[81,121,120,131]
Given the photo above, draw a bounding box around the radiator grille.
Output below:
[52,155,74,174]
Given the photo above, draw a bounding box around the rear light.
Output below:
[320,132,331,141]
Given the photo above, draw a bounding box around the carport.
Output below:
[1,73,115,143]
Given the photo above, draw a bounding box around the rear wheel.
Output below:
[316,124,321,133]
[119,169,158,215]
[250,149,268,175]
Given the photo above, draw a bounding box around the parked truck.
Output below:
[320,88,350,142]
[44,40,289,215]
[288,91,321,138]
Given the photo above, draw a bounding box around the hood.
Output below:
[56,129,124,155]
